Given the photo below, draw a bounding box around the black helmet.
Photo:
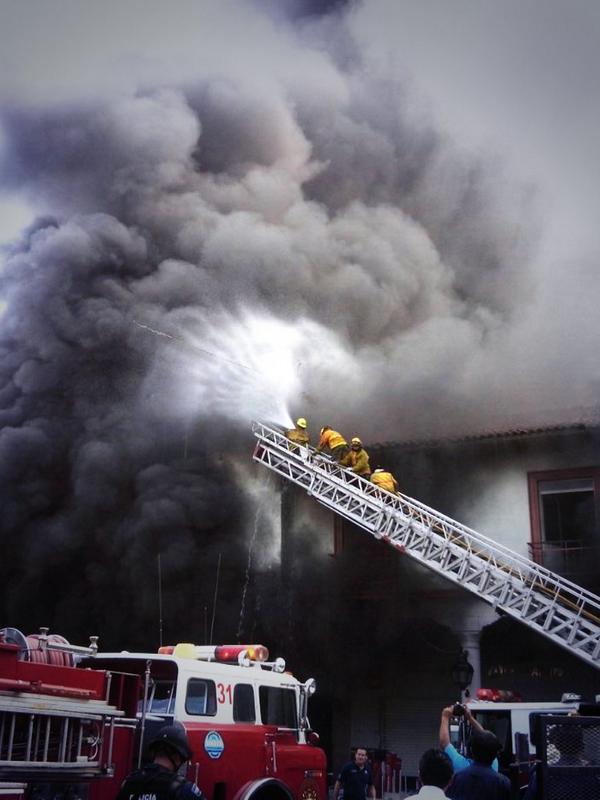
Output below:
[148,723,192,762]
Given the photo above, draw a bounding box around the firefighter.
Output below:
[286,417,310,448]
[315,426,349,462]
[116,723,204,800]
[371,466,399,495]
[340,437,371,478]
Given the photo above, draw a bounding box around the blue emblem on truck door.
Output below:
[204,730,225,759]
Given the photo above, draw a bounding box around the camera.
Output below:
[452,703,466,717]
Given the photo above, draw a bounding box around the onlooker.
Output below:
[340,437,371,478]
[415,748,453,798]
[446,731,510,800]
[439,705,499,773]
[117,723,204,800]
[332,746,376,800]
[316,426,349,462]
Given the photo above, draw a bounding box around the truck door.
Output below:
[259,686,326,800]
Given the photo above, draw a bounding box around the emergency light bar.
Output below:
[475,688,523,702]
[158,643,270,663]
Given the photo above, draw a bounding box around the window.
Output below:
[233,684,256,723]
[140,680,176,715]
[185,679,217,716]
[539,477,595,543]
[258,686,298,728]
[333,515,345,555]
[528,467,600,583]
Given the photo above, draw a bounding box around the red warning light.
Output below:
[214,645,269,663]
[476,688,522,702]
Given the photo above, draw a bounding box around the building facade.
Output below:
[280,418,600,783]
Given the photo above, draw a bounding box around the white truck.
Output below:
[467,694,581,767]
[448,690,592,796]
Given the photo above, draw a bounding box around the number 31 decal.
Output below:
[217,683,233,704]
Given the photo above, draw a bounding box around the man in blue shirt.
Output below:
[446,731,510,800]
[332,747,376,800]
[439,705,499,773]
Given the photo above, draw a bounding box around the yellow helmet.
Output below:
[320,426,330,435]
[351,437,362,445]
[296,417,307,429]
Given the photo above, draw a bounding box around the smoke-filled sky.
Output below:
[0,0,599,641]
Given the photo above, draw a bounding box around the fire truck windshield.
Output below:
[139,679,176,715]
[259,686,298,729]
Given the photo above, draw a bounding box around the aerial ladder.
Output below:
[252,421,600,671]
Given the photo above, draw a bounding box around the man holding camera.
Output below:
[439,705,499,773]
[446,730,510,800]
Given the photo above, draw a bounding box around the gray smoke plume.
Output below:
[0,0,597,644]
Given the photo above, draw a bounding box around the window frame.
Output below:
[143,679,177,715]
[333,514,344,554]
[185,677,218,717]
[258,685,299,730]
[528,466,600,562]
[233,683,256,723]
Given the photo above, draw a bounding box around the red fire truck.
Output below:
[0,628,326,800]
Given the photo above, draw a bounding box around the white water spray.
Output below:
[140,309,353,431]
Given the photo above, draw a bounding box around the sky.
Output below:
[0,0,599,640]
[351,0,600,262]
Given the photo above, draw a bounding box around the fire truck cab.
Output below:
[0,631,326,800]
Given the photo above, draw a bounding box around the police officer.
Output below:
[117,724,204,800]
[332,747,375,800]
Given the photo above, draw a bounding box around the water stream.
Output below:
[237,502,261,641]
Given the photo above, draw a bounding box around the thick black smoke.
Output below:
[0,0,593,647]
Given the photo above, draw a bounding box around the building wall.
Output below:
[375,427,600,559]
